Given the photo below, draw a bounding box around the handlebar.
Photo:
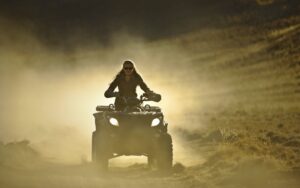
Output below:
[140,92,161,102]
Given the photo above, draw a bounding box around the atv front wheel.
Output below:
[148,155,155,169]
[155,133,173,171]
[92,131,110,171]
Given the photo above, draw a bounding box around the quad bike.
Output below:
[92,93,173,171]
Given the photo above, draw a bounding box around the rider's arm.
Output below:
[137,74,152,94]
[104,76,119,98]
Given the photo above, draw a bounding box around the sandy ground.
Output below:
[1,109,299,188]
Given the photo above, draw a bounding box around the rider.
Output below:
[104,60,154,110]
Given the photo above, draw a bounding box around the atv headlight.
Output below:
[109,117,119,126]
[151,118,160,127]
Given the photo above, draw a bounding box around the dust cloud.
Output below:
[0,18,211,164]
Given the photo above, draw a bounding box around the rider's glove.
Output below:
[144,90,154,98]
[112,92,120,97]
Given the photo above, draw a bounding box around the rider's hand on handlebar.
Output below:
[143,90,154,98]
[145,91,161,102]
[112,92,120,97]
[147,90,154,94]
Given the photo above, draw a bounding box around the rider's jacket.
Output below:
[104,72,151,110]
[104,73,151,98]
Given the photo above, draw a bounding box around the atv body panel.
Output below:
[92,102,172,170]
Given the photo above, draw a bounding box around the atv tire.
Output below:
[148,155,155,169]
[92,131,110,171]
[155,133,173,171]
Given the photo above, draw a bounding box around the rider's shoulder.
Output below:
[115,73,123,80]
[135,73,143,80]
